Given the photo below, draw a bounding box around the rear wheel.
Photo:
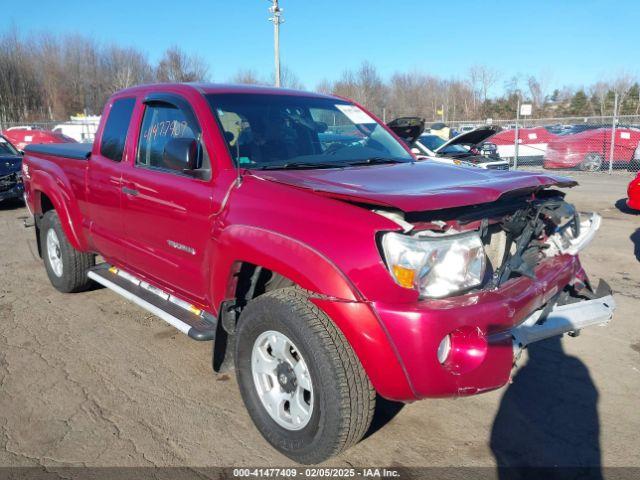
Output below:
[580,152,603,172]
[40,210,95,293]
[234,287,375,464]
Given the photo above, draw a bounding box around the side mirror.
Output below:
[163,138,199,172]
[411,147,421,155]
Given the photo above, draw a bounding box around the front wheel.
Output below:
[580,152,603,172]
[40,210,95,293]
[235,287,375,464]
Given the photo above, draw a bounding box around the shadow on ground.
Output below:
[614,198,639,216]
[363,397,405,440]
[0,198,25,211]
[490,336,602,480]
[630,229,640,262]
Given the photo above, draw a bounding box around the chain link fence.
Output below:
[423,114,640,174]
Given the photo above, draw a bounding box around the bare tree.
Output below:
[271,66,304,89]
[0,29,212,123]
[315,79,333,95]
[468,65,500,104]
[105,46,153,91]
[156,46,209,83]
[332,62,387,117]
[610,72,634,113]
[527,76,544,109]
[5,27,640,125]
[230,69,264,85]
[589,81,610,116]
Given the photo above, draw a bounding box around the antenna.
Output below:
[235,121,243,186]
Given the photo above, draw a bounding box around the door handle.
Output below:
[122,186,139,196]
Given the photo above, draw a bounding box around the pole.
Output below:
[608,92,618,175]
[268,0,284,87]
[513,97,520,170]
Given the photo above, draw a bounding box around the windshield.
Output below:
[416,134,468,154]
[206,93,412,169]
[0,137,19,156]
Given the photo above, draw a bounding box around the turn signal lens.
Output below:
[392,265,416,288]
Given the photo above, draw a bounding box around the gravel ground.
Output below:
[0,172,638,472]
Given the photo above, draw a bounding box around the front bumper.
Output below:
[370,255,614,400]
[512,287,614,358]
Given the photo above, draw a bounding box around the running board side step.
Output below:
[88,265,217,341]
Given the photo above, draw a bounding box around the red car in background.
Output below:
[1,128,77,151]
[490,127,557,163]
[544,127,640,171]
[628,172,640,210]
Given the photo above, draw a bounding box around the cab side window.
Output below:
[137,103,209,175]
[100,97,136,162]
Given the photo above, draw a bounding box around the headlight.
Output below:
[381,230,486,298]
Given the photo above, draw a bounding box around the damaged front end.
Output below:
[376,187,615,365]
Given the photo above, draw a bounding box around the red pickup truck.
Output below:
[21,83,615,464]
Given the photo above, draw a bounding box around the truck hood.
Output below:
[434,125,502,153]
[251,161,576,212]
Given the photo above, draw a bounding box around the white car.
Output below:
[412,127,510,170]
[53,116,100,143]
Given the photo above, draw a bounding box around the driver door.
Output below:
[120,94,213,304]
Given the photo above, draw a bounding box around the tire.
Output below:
[40,210,95,293]
[579,152,603,172]
[234,287,375,464]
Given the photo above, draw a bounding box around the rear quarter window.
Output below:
[100,98,136,161]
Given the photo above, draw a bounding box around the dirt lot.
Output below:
[1,172,639,471]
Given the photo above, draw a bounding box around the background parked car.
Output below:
[0,134,24,203]
[53,115,100,142]
[545,123,602,136]
[544,127,640,171]
[387,118,509,170]
[1,128,77,151]
[490,126,558,164]
[428,122,453,140]
[413,129,509,170]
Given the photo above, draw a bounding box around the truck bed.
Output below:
[24,143,92,160]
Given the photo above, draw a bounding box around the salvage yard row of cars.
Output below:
[388,118,640,172]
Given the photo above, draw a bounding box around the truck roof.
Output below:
[112,82,337,100]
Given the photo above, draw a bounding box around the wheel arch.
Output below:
[209,224,363,373]
[209,227,414,400]
[212,225,363,309]
[31,173,87,252]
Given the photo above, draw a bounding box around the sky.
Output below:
[2,0,638,95]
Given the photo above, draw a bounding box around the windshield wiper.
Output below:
[344,157,412,166]
[252,157,411,170]
[253,161,349,170]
